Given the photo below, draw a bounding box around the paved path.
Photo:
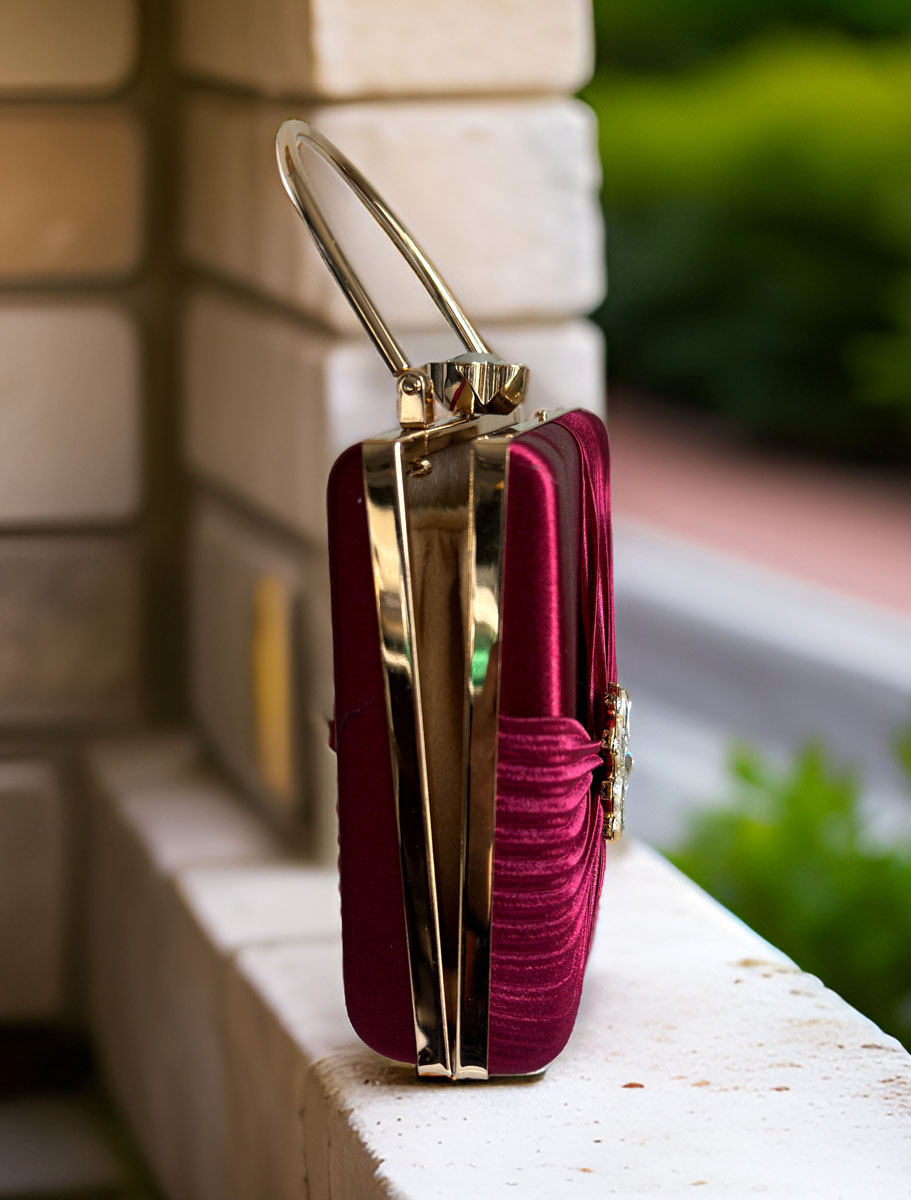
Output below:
[608,393,911,616]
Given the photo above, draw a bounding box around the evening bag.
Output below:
[276,121,632,1080]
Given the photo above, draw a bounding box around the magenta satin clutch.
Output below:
[277,121,632,1080]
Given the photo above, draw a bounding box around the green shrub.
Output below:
[670,739,911,1047]
[586,35,911,460]
[592,0,911,72]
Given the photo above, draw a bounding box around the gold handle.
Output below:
[275,120,528,427]
[276,120,489,373]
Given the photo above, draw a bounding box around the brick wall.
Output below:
[0,0,182,1024]
[1,0,604,1024]
[178,0,606,856]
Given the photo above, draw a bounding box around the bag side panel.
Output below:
[328,443,416,1064]
[499,423,580,720]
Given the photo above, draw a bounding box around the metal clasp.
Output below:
[276,120,528,429]
[600,684,633,841]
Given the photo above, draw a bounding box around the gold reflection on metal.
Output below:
[406,457,433,479]
[363,434,451,1077]
[396,369,435,429]
[429,354,528,418]
[600,684,632,841]
[454,436,509,1080]
[362,414,512,1079]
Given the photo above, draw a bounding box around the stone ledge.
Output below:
[85,733,282,1194]
[85,734,911,1199]
[306,843,911,1197]
[0,759,67,1019]
[225,941,349,1200]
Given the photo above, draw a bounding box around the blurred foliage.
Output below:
[586,4,911,461]
[592,0,911,72]
[671,739,911,1048]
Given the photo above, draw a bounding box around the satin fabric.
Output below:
[499,424,580,719]
[557,410,617,730]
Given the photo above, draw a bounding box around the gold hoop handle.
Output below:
[276,120,491,376]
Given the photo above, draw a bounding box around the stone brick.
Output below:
[0,108,142,281]
[85,731,200,804]
[0,759,66,1019]
[156,863,339,1200]
[224,940,352,1200]
[183,93,603,328]
[88,734,349,1199]
[190,495,335,844]
[0,0,137,96]
[178,0,593,99]
[87,733,279,876]
[0,535,140,726]
[84,734,280,1196]
[183,284,605,542]
[0,302,140,525]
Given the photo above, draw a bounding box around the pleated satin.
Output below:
[487,716,605,1074]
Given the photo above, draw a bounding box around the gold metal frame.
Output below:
[362,414,513,1078]
[361,411,579,1079]
[454,433,509,1078]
